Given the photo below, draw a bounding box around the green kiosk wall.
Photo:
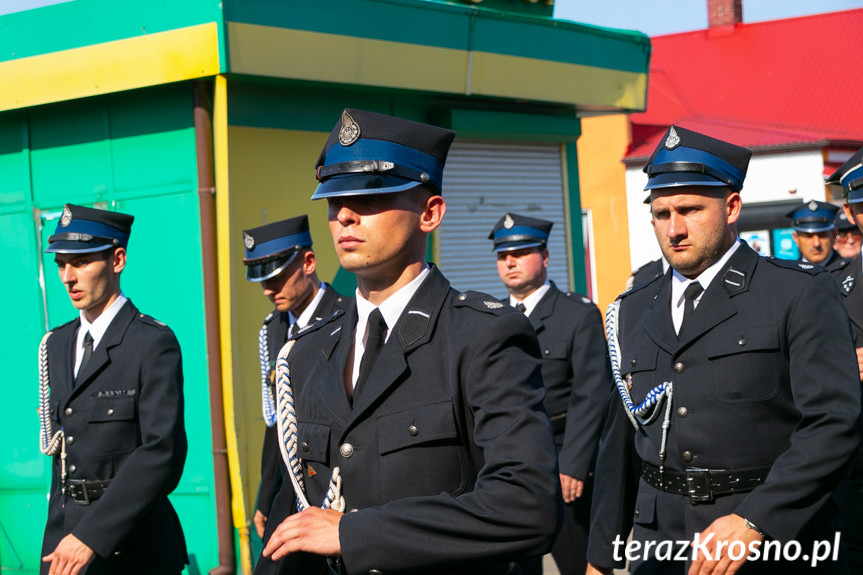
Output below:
[0,83,217,574]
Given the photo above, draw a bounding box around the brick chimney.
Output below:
[708,0,743,28]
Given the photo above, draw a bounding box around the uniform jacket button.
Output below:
[682,451,693,462]
[340,443,354,458]
[107,408,114,416]
[69,464,77,474]
[65,407,73,416]
[673,362,684,374]
[408,425,418,436]
[67,435,75,445]
[677,407,688,418]
[369,570,383,575]
[301,442,310,452]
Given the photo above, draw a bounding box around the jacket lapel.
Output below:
[347,267,448,428]
[842,254,863,334]
[529,284,557,335]
[310,306,354,422]
[675,244,755,350]
[68,300,137,401]
[642,270,679,355]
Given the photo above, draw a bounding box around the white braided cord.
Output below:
[275,340,345,513]
[38,331,63,456]
[259,322,277,427]
[605,299,675,470]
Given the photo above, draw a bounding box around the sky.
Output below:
[553,0,863,37]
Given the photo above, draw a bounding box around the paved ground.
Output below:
[542,553,630,574]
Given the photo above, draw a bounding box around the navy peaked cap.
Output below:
[785,200,839,233]
[242,215,313,282]
[826,147,863,204]
[46,204,134,254]
[488,213,553,253]
[312,108,455,199]
[643,125,752,194]
[836,210,857,233]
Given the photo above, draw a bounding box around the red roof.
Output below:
[627,8,863,160]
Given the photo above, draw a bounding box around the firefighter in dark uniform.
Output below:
[255,109,562,575]
[786,199,843,267]
[242,215,349,538]
[825,147,863,574]
[489,213,611,575]
[39,204,187,575]
[586,126,861,575]
[834,209,862,260]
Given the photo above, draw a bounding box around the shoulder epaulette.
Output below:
[616,271,663,301]
[827,257,852,274]
[561,291,595,307]
[138,313,169,328]
[453,290,511,316]
[763,257,821,275]
[292,309,344,339]
[262,310,279,326]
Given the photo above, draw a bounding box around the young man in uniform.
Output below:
[242,215,348,538]
[587,126,860,575]
[256,109,562,575]
[489,213,611,575]
[39,204,187,575]
[786,199,842,266]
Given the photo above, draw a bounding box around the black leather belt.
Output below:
[66,479,112,505]
[549,413,567,435]
[641,461,770,504]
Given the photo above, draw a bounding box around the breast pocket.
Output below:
[87,396,138,455]
[706,324,781,404]
[620,346,659,405]
[377,401,466,501]
[297,421,331,466]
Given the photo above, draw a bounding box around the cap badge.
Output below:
[808,200,818,211]
[243,232,255,250]
[338,110,361,147]
[503,214,515,229]
[664,126,681,150]
[60,205,73,228]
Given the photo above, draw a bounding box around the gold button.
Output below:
[677,407,688,418]
[340,443,354,458]
[674,362,684,373]
[682,451,693,462]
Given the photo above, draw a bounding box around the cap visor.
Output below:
[794,224,835,233]
[45,241,114,254]
[644,172,730,191]
[311,174,421,200]
[245,251,297,282]
[493,240,545,253]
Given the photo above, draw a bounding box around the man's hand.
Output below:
[42,534,95,575]
[855,348,863,382]
[585,562,612,575]
[262,507,343,561]
[254,509,268,539]
[560,473,584,503]
[688,513,762,575]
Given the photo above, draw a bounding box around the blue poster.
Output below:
[772,228,800,260]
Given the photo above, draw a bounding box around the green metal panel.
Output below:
[1,84,217,575]
[565,142,587,294]
[0,0,225,63]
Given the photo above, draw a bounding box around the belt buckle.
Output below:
[67,480,90,505]
[685,468,713,504]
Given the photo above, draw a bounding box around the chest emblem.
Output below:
[843,274,855,295]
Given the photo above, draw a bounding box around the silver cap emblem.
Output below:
[60,205,72,228]
[808,200,818,211]
[503,214,515,229]
[664,126,681,150]
[244,232,255,250]
[338,110,361,146]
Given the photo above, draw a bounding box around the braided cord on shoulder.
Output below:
[39,331,63,456]
[275,340,345,513]
[259,322,277,427]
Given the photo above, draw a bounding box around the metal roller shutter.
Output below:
[439,140,571,297]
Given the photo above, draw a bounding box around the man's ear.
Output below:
[419,194,446,234]
[303,249,317,275]
[111,247,127,275]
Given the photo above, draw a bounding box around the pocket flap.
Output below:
[88,396,136,422]
[542,339,569,360]
[377,401,457,455]
[633,488,656,525]
[707,325,779,359]
[297,421,331,464]
[621,346,657,374]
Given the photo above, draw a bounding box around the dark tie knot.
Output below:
[514,302,527,314]
[684,282,704,302]
[367,308,388,338]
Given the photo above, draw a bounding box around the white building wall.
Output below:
[625,150,827,271]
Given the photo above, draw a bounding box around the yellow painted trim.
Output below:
[228,22,468,94]
[471,51,647,110]
[213,74,253,575]
[227,22,647,109]
[0,23,220,112]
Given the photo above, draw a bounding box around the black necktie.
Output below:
[680,282,704,335]
[515,302,527,314]
[78,331,93,379]
[290,322,300,338]
[355,308,387,399]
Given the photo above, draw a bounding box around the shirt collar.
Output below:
[671,239,741,309]
[355,265,431,341]
[79,293,128,350]
[509,281,551,317]
[291,282,326,329]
